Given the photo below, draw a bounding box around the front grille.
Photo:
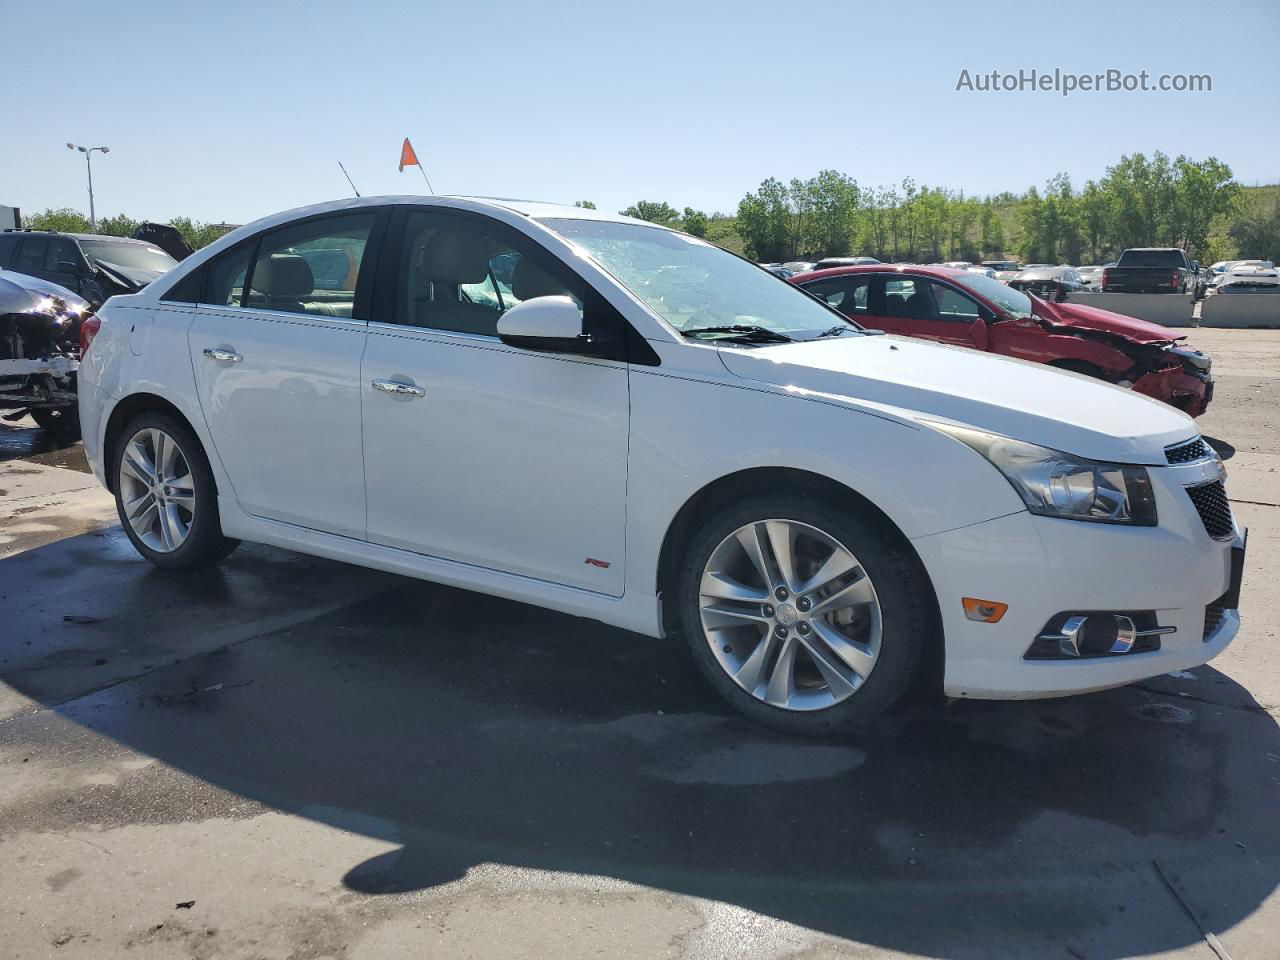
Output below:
[1203,583,1238,641]
[1185,480,1235,540]
[1203,600,1230,641]
[1166,437,1209,464]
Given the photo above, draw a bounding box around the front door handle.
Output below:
[372,379,426,398]
[203,347,242,363]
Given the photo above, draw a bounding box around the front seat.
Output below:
[416,230,501,336]
[249,253,314,313]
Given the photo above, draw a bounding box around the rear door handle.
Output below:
[203,347,242,363]
[372,379,426,398]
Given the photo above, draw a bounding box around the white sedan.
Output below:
[77,197,1244,735]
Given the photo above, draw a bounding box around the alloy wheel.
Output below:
[698,519,882,711]
[118,427,196,553]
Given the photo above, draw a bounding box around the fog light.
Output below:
[962,597,1008,623]
[1025,612,1175,659]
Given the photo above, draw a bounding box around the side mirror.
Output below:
[497,295,591,353]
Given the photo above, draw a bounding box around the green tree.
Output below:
[22,207,92,233]
[573,200,597,209]
[806,169,859,257]
[97,213,140,238]
[620,200,680,223]
[1077,180,1110,263]
[1228,194,1280,263]
[681,207,708,237]
[166,217,230,250]
[1168,156,1240,258]
[737,178,792,261]
[978,201,1005,259]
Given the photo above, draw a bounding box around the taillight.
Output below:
[79,314,101,357]
[1101,268,1109,288]
[1172,269,1181,288]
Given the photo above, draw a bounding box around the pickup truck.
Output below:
[1102,247,1198,294]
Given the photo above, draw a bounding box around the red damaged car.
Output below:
[792,265,1212,416]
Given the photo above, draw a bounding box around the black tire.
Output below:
[112,411,239,569]
[677,493,931,736]
[30,405,80,437]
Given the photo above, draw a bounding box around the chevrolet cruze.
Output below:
[77,197,1245,735]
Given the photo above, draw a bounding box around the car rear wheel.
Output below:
[113,412,238,569]
[678,494,929,735]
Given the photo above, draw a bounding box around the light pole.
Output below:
[66,143,109,232]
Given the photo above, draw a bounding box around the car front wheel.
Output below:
[678,495,930,735]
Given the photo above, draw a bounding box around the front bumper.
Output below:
[912,473,1242,700]
[1132,365,1212,418]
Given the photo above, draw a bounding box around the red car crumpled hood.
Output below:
[1033,298,1181,345]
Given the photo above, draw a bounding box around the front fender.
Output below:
[624,365,1025,596]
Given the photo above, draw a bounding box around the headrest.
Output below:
[420,229,492,284]
[254,254,314,297]
[511,258,565,301]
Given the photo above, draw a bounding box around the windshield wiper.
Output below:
[680,324,794,344]
[815,324,853,339]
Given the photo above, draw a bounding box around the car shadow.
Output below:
[3,533,1277,958]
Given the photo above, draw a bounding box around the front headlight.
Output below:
[928,422,1157,526]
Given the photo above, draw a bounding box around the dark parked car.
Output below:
[0,230,178,309]
[1007,265,1086,302]
[792,264,1213,416]
[0,269,88,434]
[1102,248,1197,294]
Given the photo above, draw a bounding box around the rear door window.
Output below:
[0,235,18,266]
[45,237,81,272]
[245,213,375,318]
[803,276,871,317]
[882,278,936,319]
[16,238,48,273]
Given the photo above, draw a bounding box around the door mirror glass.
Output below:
[497,296,588,351]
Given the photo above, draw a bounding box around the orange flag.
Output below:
[398,138,419,172]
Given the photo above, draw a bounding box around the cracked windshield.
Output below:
[542,218,856,342]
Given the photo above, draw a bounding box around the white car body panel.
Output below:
[78,195,1242,706]
[717,335,1194,464]
[188,305,368,538]
[361,322,629,595]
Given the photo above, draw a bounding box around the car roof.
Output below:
[67,233,156,244]
[791,263,970,282]
[178,195,657,265]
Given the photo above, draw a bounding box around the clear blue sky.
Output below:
[3,0,1277,225]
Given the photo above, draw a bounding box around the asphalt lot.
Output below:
[1,328,1277,960]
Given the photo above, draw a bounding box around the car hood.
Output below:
[0,269,91,314]
[93,260,165,290]
[717,335,1195,464]
[1034,298,1179,344]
